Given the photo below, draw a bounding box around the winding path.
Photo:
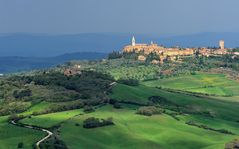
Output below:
[10,120,53,149]
[10,82,116,149]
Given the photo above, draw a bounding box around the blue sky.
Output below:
[0,0,239,35]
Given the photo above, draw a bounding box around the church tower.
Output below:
[219,40,225,49]
[132,36,136,46]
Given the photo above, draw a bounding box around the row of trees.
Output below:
[117,78,139,86]
[11,70,113,102]
[186,121,234,135]
[136,106,164,116]
[13,89,32,99]
[83,117,114,128]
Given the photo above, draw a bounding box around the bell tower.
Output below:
[132,36,136,46]
[219,40,225,49]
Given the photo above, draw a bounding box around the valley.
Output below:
[0,52,239,149]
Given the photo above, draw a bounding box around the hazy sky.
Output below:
[0,0,239,35]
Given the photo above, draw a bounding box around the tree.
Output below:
[113,102,121,109]
[195,49,200,58]
[17,142,24,148]
[83,117,114,128]
[83,105,95,113]
[13,89,32,99]
[136,106,164,116]
[117,78,139,86]
[145,52,160,63]
[108,51,123,59]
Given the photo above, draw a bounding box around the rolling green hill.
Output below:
[20,109,82,128]
[111,84,239,122]
[142,73,239,96]
[59,105,236,149]
[1,57,239,149]
[14,83,239,149]
[0,116,44,149]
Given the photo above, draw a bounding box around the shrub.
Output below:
[186,121,234,135]
[136,106,164,116]
[83,117,114,129]
[83,105,95,113]
[8,114,24,122]
[148,96,172,105]
[17,142,24,148]
[38,134,68,149]
[109,99,117,105]
[0,102,31,116]
[118,79,139,86]
[13,89,32,99]
[190,72,196,75]
[113,102,121,109]
[108,51,123,59]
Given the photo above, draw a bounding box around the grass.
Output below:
[84,59,161,80]
[20,101,53,116]
[59,105,236,149]
[110,84,161,104]
[142,73,239,96]
[111,84,239,122]
[0,116,44,149]
[20,109,82,128]
[108,65,160,80]
[180,115,239,135]
[14,83,239,149]
[6,72,239,149]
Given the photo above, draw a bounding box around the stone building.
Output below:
[123,36,230,59]
[123,36,194,58]
[64,64,81,76]
[138,55,146,61]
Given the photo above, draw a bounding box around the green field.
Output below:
[83,59,161,80]
[181,115,239,135]
[108,65,160,80]
[2,71,239,149]
[20,101,53,116]
[59,105,236,149]
[15,83,239,149]
[142,73,239,96]
[111,84,239,122]
[3,81,238,149]
[0,116,44,149]
[20,109,82,128]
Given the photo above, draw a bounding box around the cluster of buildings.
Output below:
[123,36,231,63]
[64,64,81,76]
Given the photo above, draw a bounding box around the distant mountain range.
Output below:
[1,32,239,73]
[0,52,107,74]
[1,32,239,57]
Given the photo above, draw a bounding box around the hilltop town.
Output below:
[123,36,237,64]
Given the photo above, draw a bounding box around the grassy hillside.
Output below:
[1,58,239,149]
[59,105,235,149]
[20,101,54,116]
[0,116,44,149]
[20,109,82,128]
[1,78,238,149]
[181,115,239,135]
[142,73,239,96]
[111,84,239,122]
[79,58,161,81]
